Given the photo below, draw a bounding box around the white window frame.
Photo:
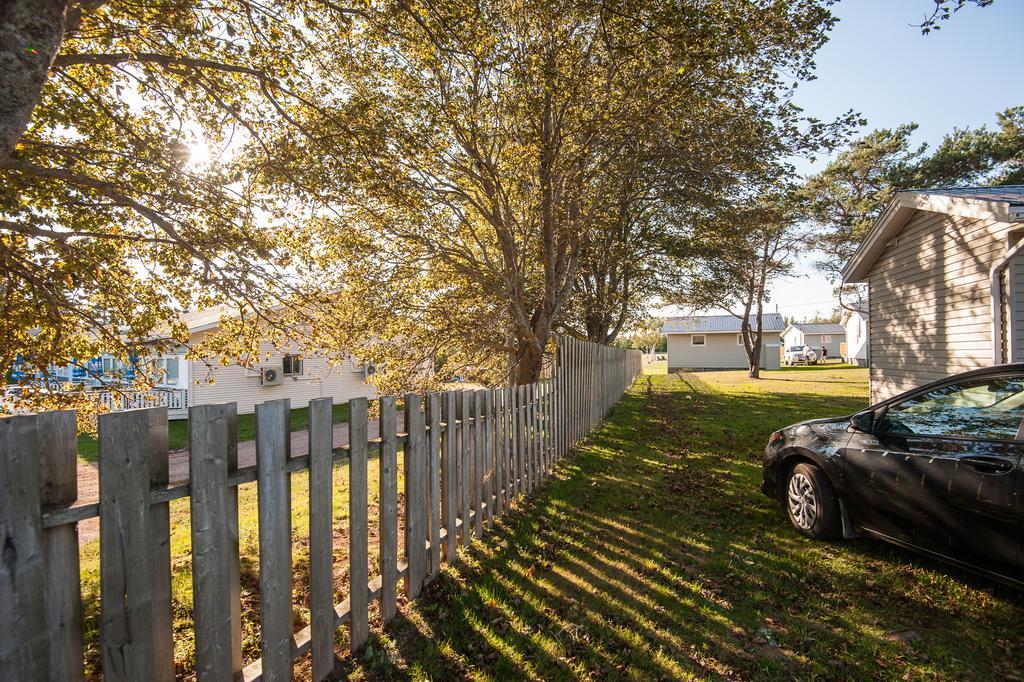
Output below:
[737,334,745,346]
[821,335,832,343]
[282,354,304,376]
[691,334,706,346]
[156,357,180,386]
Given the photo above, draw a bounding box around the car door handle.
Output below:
[960,455,1015,474]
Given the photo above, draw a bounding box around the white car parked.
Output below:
[784,345,818,365]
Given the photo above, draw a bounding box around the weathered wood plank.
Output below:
[379,396,399,622]
[147,407,174,682]
[540,381,548,478]
[526,383,536,493]
[256,399,293,681]
[493,388,505,517]
[427,392,442,579]
[348,398,369,654]
[441,392,458,562]
[473,390,485,539]
[189,403,243,681]
[404,394,426,598]
[308,397,334,680]
[460,391,473,548]
[98,409,157,681]
[516,384,526,498]
[38,410,83,681]
[487,389,497,527]
[0,414,49,681]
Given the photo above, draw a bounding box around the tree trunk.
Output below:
[0,0,69,164]
[513,335,545,385]
[748,310,764,379]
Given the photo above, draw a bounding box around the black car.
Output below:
[762,364,1024,587]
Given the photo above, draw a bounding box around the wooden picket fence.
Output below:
[0,337,641,681]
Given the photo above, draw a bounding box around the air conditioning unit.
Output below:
[260,365,283,386]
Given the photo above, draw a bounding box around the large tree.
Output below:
[284,0,843,385]
[676,189,808,379]
[0,1,360,402]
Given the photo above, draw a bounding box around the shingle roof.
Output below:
[790,323,845,334]
[662,313,785,334]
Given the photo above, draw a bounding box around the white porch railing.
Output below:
[95,388,190,418]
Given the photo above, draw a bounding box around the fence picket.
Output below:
[527,383,537,493]
[256,399,292,681]
[473,390,485,538]
[486,389,496,527]
[441,391,457,562]
[37,410,83,682]
[460,390,473,547]
[348,398,369,653]
[427,393,442,579]
[379,396,399,622]
[189,403,242,681]
[404,394,427,598]
[97,409,160,680]
[308,397,334,680]
[493,389,504,518]
[517,384,526,498]
[0,415,48,680]
[147,408,175,681]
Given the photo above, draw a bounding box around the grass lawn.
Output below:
[76,401,351,462]
[342,365,1024,679]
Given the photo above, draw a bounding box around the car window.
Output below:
[879,376,1024,441]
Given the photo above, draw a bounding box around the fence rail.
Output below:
[0,337,641,681]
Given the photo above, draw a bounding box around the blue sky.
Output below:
[669,0,1024,321]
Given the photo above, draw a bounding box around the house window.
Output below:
[737,334,745,346]
[821,335,831,343]
[157,357,180,385]
[283,354,304,376]
[691,335,706,346]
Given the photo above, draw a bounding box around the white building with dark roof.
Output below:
[781,323,846,360]
[662,313,785,371]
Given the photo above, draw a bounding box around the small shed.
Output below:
[781,323,846,360]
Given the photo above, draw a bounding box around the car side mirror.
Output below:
[848,410,874,433]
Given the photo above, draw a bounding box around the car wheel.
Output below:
[784,462,840,540]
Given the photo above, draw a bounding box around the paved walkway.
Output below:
[75,417,383,544]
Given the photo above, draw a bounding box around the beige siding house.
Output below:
[842,186,1024,403]
[663,313,785,371]
[155,308,377,416]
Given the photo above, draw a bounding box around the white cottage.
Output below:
[780,323,845,361]
[662,313,785,371]
[840,310,869,366]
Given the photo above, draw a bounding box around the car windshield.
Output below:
[788,346,806,352]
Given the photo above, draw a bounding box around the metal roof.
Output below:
[662,313,786,334]
[902,186,1024,204]
[789,323,845,335]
